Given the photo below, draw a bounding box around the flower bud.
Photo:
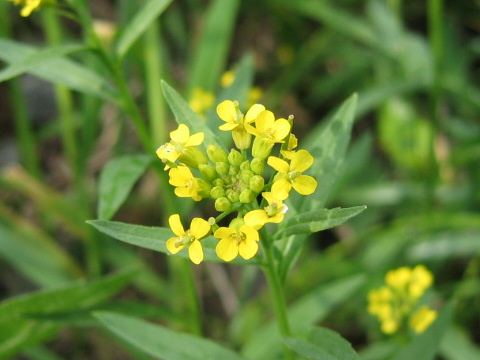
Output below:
[228,149,244,166]
[250,157,265,175]
[227,189,240,203]
[179,147,208,169]
[249,175,265,193]
[215,197,232,212]
[197,179,212,198]
[240,160,250,171]
[240,169,254,184]
[198,164,217,182]
[239,189,255,203]
[252,137,274,159]
[213,178,224,187]
[229,166,239,176]
[229,217,244,230]
[216,161,230,176]
[232,127,252,150]
[210,186,226,199]
[207,144,228,163]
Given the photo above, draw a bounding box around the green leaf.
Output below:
[97,154,153,220]
[0,39,116,100]
[188,0,241,92]
[391,302,454,360]
[284,326,359,360]
[440,326,480,360]
[242,274,366,360]
[115,0,173,58]
[274,206,367,239]
[161,80,227,151]
[0,43,87,83]
[95,312,247,360]
[87,220,257,265]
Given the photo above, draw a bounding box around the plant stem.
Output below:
[261,234,294,360]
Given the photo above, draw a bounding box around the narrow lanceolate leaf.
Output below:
[162,80,227,151]
[115,0,173,58]
[391,302,454,360]
[95,312,247,360]
[274,206,367,239]
[0,43,87,83]
[87,220,256,265]
[0,39,116,100]
[242,274,366,360]
[97,154,153,220]
[284,327,359,360]
[189,0,241,92]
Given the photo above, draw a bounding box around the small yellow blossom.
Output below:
[409,305,437,333]
[189,88,215,118]
[168,165,202,201]
[8,0,52,17]
[268,150,317,200]
[220,70,236,88]
[244,192,288,229]
[245,110,291,144]
[217,100,265,149]
[214,220,259,261]
[166,214,210,265]
[156,124,206,169]
[247,87,263,107]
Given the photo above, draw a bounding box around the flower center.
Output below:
[288,171,301,181]
[230,232,246,245]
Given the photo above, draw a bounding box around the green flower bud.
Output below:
[178,147,208,169]
[227,189,240,203]
[228,149,244,166]
[252,137,274,159]
[239,189,255,203]
[250,157,265,175]
[198,164,217,182]
[215,197,232,212]
[213,178,224,187]
[207,144,228,163]
[210,186,226,199]
[197,179,212,198]
[229,166,239,176]
[229,217,244,230]
[232,127,252,150]
[240,169,254,184]
[249,175,265,193]
[240,160,250,171]
[216,161,230,176]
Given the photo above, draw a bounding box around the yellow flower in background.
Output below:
[367,265,437,335]
[268,149,317,200]
[247,87,263,107]
[168,165,202,201]
[189,88,215,118]
[156,124,206,169]
[214,220,259,261]
[220,70,236,88]
[8,0,52,17]
[166,214,210,265]
[244,192,288,229]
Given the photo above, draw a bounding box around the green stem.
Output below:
[260,232,294,360]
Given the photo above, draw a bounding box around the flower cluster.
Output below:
[367,265,437,335]
[7,0,53,17]
[157,100,317,264]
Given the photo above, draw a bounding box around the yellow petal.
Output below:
[268,213,285,223]
[292,175,317,195]
[166,237,184,254]
[240,225,259,242]
[219,122,238,131]
[244,210,269,229]
[170,124,190,143]
[190,218,211,239]
[188,240,204,264]
[174,185,197,198]
[185,132,204,147]
[238,238,259,260]
[255,110,275,133]
[291,150,314,172]
[267,156,289,174]
[214,227,236,239]
[216,238,238,262]
[216,100,236,123]
[271,178,291,200]
[168,166,192,186]
[156,143,179,163]
[245,104,265,123]
[168,214,185,236]
[272,118,291,142]
[244,122,260,137]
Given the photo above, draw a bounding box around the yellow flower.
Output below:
[168,165,202,201]
[220,70,236,88]
[156,124,206,169]
[280,134,298,160]
[244,192,288,229]
[189,88,215,118]
[8,0,52,17]
[245,110,290,143]
[409,305,437,334]
[165,214,210,265]
[409,265,434,298]
[267,150,317,200]
[217,100,265,149]
[247,87,263,107]
[214,221,259,261]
